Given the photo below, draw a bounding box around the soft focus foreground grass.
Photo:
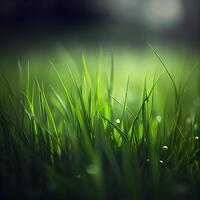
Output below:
[0,45,200,199]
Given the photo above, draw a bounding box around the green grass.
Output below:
[0,45,200,199]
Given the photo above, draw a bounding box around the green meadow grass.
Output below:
[0,46,200,199]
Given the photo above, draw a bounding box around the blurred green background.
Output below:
[0,0,200,137]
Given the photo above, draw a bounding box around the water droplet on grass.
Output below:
[159,160,164,164]
[116,118,120,124]
[162,145,168,150]
[156,115,161,123]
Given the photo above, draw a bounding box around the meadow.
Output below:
[0,44,200,199]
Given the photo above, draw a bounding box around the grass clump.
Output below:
[0,49,200,200]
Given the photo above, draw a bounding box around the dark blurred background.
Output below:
[0,0,200,49]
